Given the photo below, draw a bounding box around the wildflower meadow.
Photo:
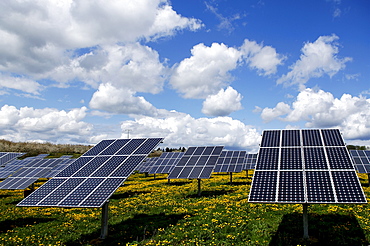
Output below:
[1,172,370,245]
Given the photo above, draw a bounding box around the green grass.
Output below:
[1,172,370,245]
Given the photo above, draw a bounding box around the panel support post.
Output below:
[229,172,233,184]
[100,200,109,240]
[197,179,202,196]
[303,203,309,240]
[246,170,248,178]
[367,173,370,186]
[168,178,171,184]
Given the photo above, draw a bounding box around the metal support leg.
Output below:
[303,204,309,239]
[168,178,170,184]
[229,172,233,184]
[100,201,109,239]
[246,170,248,178]
[197,179,201,196]
[367,173,370,186]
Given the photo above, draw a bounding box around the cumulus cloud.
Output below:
[240,39,286,76]
[0,105,93,143]
[277,34,352,90]
[259,88,370,140]
[260,102,292,122]
[171,40,284,99]
[0,73,43,95]
[89,83,169,117]
[0,0,201,83]
[170,43,241,99]
[202,86,243,116]
[46,43,167,92]
[120,112,261,151]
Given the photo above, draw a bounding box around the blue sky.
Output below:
[0,0,369,152]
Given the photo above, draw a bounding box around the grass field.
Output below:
[1,172,370,245]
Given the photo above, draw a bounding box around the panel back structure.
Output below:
[17,138,163,208]
[149,152,184,174]
[350,150,370,173]
[248,129,367,204]
[168,146,223,179]
[0,158,68,189]
[213,151,246,173]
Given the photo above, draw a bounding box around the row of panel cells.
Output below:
[280,148,302,169]
[306,171,335,202]
[326,147,353,169]
[18,178,67,206]
[355,164,370,174]
[256,148,279,170]
[332,171,366,203]
[249,171,277,202]
[278,171,304,202]
[177,156,218,167]
[260,130,280,147]
[0,177,36,189]
[217,157,245,165]
[214,163,244,173]
[133,138,163,155]
[350,150,370,158]
[304,148,328,169]
[185,146,223,156]
[302,129,322,146]
[321,129,345,146]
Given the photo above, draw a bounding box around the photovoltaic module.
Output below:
[248,129,367,204]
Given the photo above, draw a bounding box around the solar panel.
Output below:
[350,150,370,173]
[0,158,33,179]
[42,158,76,178]
[17,138,163,208]
[0,152,25,166]
[248,129,367,204]
[149,152,184,174]
[0,158,64,189]
[244,153,257,170]
[213,151,246,173]
[167,146,223,179]
[136,157,158,173]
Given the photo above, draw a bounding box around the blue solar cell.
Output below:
[282,130,300,147]
[278,171,304,202]
[302,129,322,146]
[326,147,353,169]
[100,139,130,155]
[332,171,367,203]
[322,129,345,146]
[260,130,280,147]
[304,147,327,169]
[280,148,302,170]
[56,157,93,177]
[83,140,115,156]
[256,148,279,170]
[306,171,335,203]
[72,156,111,177]
[248,171,277,202]
[117,139,146,155]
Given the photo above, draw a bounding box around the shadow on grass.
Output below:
[269,212,368,246]
[65,212,186,246]
[0,194,11,199]
[227,181,251,186]
[0,217,54,233]
[5,199,23,205]
[110,191,151,200]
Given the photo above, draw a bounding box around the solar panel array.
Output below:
[0,152,25,166]
[168,146,223,179]
[17,138,163,208]
[350,150,370,173]
[248,129,367,204]
[42,158,75,178]
[244,153,257,170]
[213,151,246,173]
[149,152,184,174]
[0,158,72,190]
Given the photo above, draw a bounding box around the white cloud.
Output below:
[89,83,161,116]
[202,86,243,116]
[0,0,201,83]
[170,43,241,99]
[259,88,370,140]
[0,73,43,95]
[277,34,352,90]
[240,39,286,75]
[46,43,167,92]
[260,102,292,122]
[0,105,93,144]
[120,112,261,152]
